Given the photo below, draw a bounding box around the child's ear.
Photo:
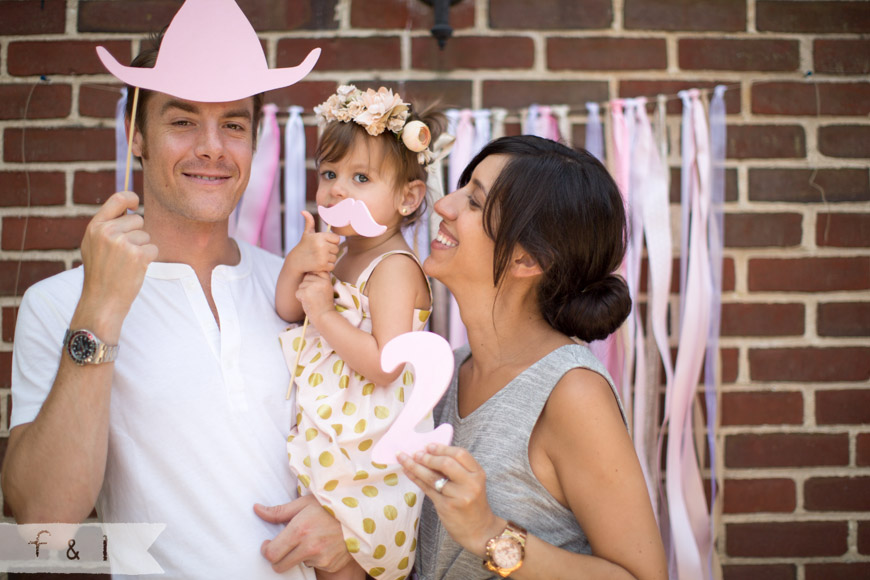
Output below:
[511,248,543,278]
[399,179,427,215]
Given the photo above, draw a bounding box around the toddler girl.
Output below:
[276,85,443,580]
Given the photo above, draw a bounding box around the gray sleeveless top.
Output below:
[416,343,627,580]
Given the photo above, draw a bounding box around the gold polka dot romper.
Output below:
[279,251,432,580]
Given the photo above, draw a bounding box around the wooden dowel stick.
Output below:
[285,225,332,400]
[123,86,140,192]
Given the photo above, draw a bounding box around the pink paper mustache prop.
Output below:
[318,199,387,237]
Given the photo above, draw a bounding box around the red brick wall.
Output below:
[1,1,868,577]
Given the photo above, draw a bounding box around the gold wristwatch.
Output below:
[483,521,527,578]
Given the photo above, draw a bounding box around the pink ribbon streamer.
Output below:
[629,99,673,519]
[590,99,629,401]
[261,153,282,255]
[283,105,306,255]
[231,103,280,248]
[537,105,561,140]
[666,89,713,580]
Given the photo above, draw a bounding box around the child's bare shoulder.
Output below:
[366,252,429,308]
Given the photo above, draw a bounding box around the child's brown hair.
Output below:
[315,99,445,227]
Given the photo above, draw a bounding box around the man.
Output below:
[0,0,350,577]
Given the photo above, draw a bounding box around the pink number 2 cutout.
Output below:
[371,331,454,464]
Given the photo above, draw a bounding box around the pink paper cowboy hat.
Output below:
[96,0,320,102]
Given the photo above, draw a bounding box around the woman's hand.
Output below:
[399,444,505,556]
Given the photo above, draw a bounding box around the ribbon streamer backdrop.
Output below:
[113,89,726,580]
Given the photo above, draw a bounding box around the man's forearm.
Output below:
[2,358,114,523]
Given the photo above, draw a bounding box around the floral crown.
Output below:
[314,85,433,165]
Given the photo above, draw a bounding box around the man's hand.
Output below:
[254,495,352,573]
[74,191,158,342]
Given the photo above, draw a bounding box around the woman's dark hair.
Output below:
[315,98,445,228]
[458,135,631,342]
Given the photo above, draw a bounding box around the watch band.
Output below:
[91,340,120,364]
[483,521,527,578]
[64,328,119,365]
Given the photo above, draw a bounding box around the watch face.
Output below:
[68,331,96,363]
[491,537,522,568]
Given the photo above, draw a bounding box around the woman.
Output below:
[399,136,667,579]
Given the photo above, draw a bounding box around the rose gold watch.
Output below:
[483,521,527,578]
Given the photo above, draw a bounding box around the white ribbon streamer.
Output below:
[704,84,727,579]
[472,109,492,154]
[114,88,130,193]
[552,105,571,146]
[283,105,307,255]
[490,108,508,141]
[445,109,476,349]
[667,89,713,580]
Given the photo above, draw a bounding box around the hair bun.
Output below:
[543,274,631,343]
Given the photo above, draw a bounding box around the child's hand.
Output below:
[287,211,340,275]
[296,271,334,322]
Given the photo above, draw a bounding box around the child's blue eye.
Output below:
[354,174,369,184]
[321,170,336,180]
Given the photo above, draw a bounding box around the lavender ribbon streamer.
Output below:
[704,84,727,578]
[678,91,693,325]
[522,104,538,136]
[283,106,306,255]
[585,102,604,161]
[115,88,130,193]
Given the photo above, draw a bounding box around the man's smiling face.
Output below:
[132,92,255,227]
